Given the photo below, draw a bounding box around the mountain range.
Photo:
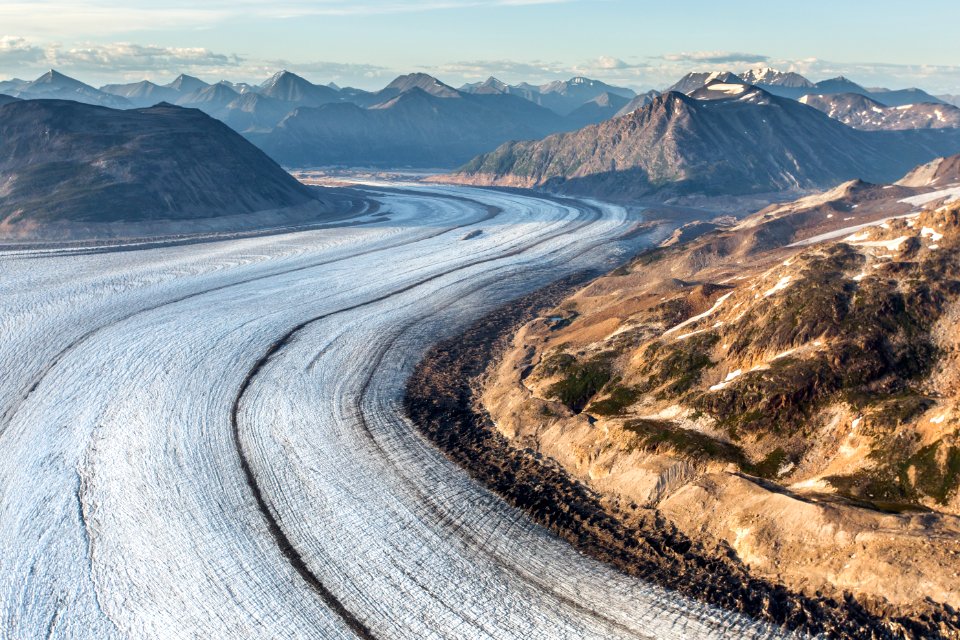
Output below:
[0,70,131,109]
[247,74,598,167]
[444,83,960,198]
[458,75,635,115]
[2,67,959,172]
[2,69,639,168]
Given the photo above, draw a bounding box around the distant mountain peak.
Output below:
[176,82,240,107]
[33,69,83,87]
[740,67,814,88]
[166,74,209,93]
[261,70,310,92]
[589,91,616,106]
[452,83,960,198]
[481,76,509,90]
[385,73,460,98]
[613,89,661,118]
[262,70,305,87]
[257,70,339,105]
[537,76,636,103]
[459,76,511,96]
[7,70,131,108]
[666,71,739,94]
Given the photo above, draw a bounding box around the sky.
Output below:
[2,0,959,94]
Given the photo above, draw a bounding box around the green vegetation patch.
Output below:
[588,385,644,416]
[744,447,789,479]
[827,439,960,508]
[728,246,861,356]
[909,442,960,505]
[624,419,745,465]
[545,354,613,413]
[540,352,577,376]
[639,332,719,397]
[846,388,935,430]
[696,356,838,436]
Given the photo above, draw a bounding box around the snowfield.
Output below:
[0,183,792,639]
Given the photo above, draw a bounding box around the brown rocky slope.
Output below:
[477,180,960,632]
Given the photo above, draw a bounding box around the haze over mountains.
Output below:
[458,76,636,115]
[0,69,650,168]
[2,65,959,180]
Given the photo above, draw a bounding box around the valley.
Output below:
[3,28,960,636]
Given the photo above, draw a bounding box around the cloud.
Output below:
[259,60,393,84]
[661,51,770,65]
[0,39,250,82]
[424,56,649,87]
[0,37,394,87]
[0,36,46,68]
[48,43,244,73]
[3,34,959,95]
[592,56,631,70]
[0,1,575,35]
[429,59,569,80]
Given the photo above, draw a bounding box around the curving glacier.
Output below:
[0,183,797,639]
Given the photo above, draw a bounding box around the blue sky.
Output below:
[2,0,959,93]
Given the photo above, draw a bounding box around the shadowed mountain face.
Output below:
[381,73,462,99]
[448,87,960,198]
[220,92,295,132]
[176,82,241,110]
[558,91,631,129]
[0,100,317,236]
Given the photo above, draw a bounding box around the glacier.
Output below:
[0,182,797,639]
